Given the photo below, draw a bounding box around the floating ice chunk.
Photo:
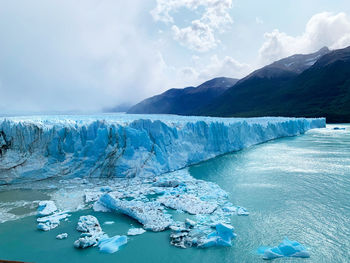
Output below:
[74,215,107,249]
[37,201,57,216]
[158,194,217,214]
[56,233,68,240]
[37,212,70,231]
[37,222,55,231]
[258,238,310,260]
[199,223,236,248]
[76,215,101,232]
[236,206,249,216]
[99,235,127,253]
[99,193,172,231]
[127,228,146,236]
[103,221,115,225]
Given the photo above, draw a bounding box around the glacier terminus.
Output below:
[0,114,325,185]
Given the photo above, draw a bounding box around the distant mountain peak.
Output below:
[127,77,238,115]
[196,45,350,123]
[241,47,330,82]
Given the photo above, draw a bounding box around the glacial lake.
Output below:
[0,124,349,263]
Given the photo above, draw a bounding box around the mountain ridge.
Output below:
[127,77,238,115]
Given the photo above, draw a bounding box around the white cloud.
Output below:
[172,20,217,52]
[151,0,233,52]
[175,55,251,87]
[259,12,350,65]
[0,0,169,113]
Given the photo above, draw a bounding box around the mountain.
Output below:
[196,46,350,123]
[127,77,238,115]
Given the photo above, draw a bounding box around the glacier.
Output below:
[0,114,325,185]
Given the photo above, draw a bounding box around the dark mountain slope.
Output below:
[197,46,350,123]
[127,77,238,115]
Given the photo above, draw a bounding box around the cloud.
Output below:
[259,12,350,65]
[0,0,168,113]
[172,20,217,52]
[176,55,251,87]
[151,0,233,52]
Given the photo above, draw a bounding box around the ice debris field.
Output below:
[0,114,324,257]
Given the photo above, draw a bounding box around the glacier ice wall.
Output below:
[0,114,325,184]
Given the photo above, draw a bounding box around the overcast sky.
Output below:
[1,0,350,113]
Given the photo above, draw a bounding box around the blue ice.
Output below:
[258,237,310,260]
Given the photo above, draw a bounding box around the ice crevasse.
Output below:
[0,114,325,184]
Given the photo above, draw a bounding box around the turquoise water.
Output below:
[0,125,349,262]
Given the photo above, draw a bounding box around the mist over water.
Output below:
[0,125,349,262]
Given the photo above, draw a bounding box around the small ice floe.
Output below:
[37,201,57,217]
[222,205,249,216]
[74,215,107,249]
[158,194,217,215]
[103,221,115,225]
[258,237,310,260]
[236,206,249,216]
[37,212,70,231]
[127,228,146,236]
[198,223,236,248]
[98,193,173,231]
[98,235,128,254]
[56,233,68,240]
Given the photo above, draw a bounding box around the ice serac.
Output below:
[0,115,326,184]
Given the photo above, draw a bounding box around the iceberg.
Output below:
[103,221,115,225]
[56,233,68,240]
[74,215,107,249]
[37,212,70,231]
[37,200,57,217]
[127,228,146,236]
[236,206,249,216]
[98,193,172,231]
[0,115,325,185]
[258,238,310,260]
[199,223,236,248]
[98,235,128,253]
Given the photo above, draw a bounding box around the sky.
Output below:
[1,0,350,113]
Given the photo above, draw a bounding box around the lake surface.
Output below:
[0,124,349,263]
